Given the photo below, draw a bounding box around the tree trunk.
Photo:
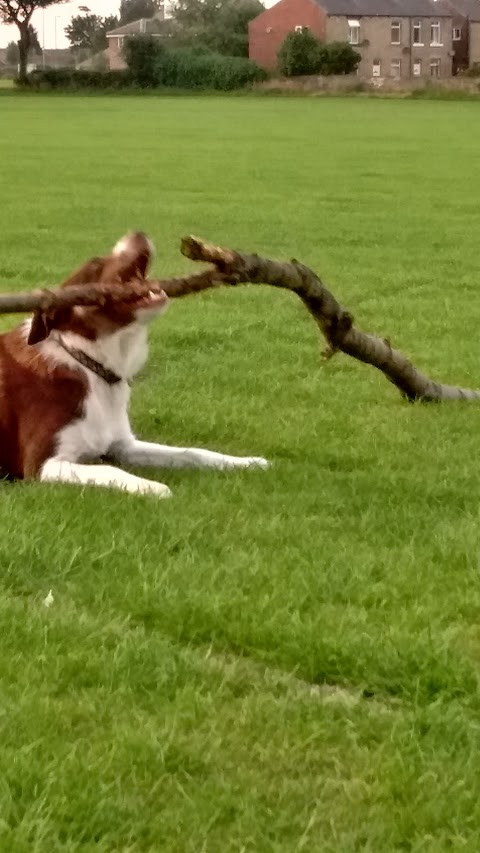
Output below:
[17,21,31,84]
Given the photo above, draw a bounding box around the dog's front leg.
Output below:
[39,458,172,498]
[111,439,269,471]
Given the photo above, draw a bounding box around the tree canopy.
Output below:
[65,13,119,53]
[119,0,159,25]
[170,0,264,57]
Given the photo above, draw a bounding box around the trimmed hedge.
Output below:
[26,68,133,90]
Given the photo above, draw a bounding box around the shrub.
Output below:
[125,36,267,90]
[277,29,323,77]
[277,29,360,77]
[318,41,360,76]
[23,40,267,92]
[122,35,159,87]
[26,68,133,90]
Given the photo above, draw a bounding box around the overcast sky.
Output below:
[0,0,274,50]
[0,1,119,49]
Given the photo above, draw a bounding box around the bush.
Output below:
[277,29,323,77]
[26,68,133,90]
[125,36,268,90]
[318,41,361,75]
[122,35,158,87]
[277,29,360,77]
[23,40,267,92]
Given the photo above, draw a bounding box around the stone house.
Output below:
[446,0,480,71]
[249,0,455,78]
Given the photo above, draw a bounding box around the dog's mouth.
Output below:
[132,289,168,312]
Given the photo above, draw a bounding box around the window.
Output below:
[391,59,401,78]
[118,36,124,48]
[453,27,461,40]
[372,61,381,77]
[431,21,441,45]
[391,21,401,44]
[140,18,146,33]
[430,57,440,76]
[348,19,360,45]
[413,21,422,45]
[294,25,303,32]
[413,60,422,76]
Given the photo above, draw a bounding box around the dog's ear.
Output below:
[27,310,54,345]
[27,306,71,346]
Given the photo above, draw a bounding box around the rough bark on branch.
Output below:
[180,235,480,403]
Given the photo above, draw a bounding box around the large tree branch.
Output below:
[1,235,478,403]
[0,269,226,316]
[180,235,480,403]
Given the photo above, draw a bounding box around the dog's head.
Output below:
[28,232,168,346]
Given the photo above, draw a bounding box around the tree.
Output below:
[119,0,158,25]
[5,39,18,64]
[65,13,119,54]
[0,0,56,82]
[170,0,264,57]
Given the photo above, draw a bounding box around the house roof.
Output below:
[445,0,480,21]
[318,0,452,16]
[107,14,167,36]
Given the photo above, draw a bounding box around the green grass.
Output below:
[2,94,480,851]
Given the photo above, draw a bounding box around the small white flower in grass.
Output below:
[43,590,54,608]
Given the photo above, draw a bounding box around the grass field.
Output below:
[2,93,480,851]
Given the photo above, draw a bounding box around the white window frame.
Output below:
[348,20,360,45]
[118,36,124,48]
[413,60,422,76]
[372,61,381,77]
[430,21,441,46]
[430,57,440,77]
[391,21,401,45]
[391,59,401,78]
[453,27,461,41]
[294,25,303,32]
[413,21,422,46]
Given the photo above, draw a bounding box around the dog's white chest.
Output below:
[54,378,132,462]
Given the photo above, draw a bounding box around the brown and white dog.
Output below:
[0,232,268,498]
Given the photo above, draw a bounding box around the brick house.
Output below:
[106,12,172,70]
[249,0,455,78]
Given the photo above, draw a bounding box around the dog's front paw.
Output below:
[243,456,270,470]
[138,479,173,499]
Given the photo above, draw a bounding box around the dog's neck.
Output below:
[21,319,150,382]
[60,323,149,381]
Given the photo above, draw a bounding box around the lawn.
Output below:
[1,92,480,851]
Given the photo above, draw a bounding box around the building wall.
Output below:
[469,21,480,66]
[449,14,468,73]
[108,38,126,70]
[248,0,326,69]
[326,15,453,78]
